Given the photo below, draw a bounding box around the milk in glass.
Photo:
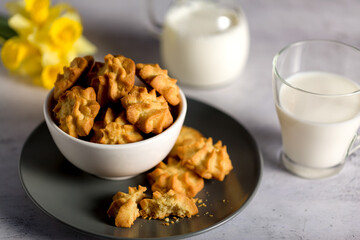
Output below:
[276,71,360,169]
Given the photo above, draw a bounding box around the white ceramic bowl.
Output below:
[43,88,187,180]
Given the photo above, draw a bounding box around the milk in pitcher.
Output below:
[161,1,249,87]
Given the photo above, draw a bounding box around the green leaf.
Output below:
[0,15,17,43]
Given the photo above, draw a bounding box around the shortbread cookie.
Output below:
[92,108,143,144]
[147,157,204,198]
[91,117,143,144]
[139,190,198,219]
[54,56,94,100]
[121,86,173,134]
[107,185,147,228]
[177,137,233,181]
[90,54,135,106]
[136,63,180,106]
[92,107,120,131]
[89,74,108,106]
[169,126,204,157]
[86,61,104,84]
[53,86,100,138]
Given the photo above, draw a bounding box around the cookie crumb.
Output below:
[198,203,207,207]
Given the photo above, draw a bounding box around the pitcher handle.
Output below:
[348,133,360,155]
[146,0,172,38]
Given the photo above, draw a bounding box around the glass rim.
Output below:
[273,39,360,97]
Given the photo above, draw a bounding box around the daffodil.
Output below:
[49,16,82,49]
[25,0,50,25]
[40,63,64,89]
[1,37,29,70]
[1,36,42,76]
[1,0,97,89]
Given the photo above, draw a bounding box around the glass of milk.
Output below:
[147,0,249,88]
[273,40,360,179]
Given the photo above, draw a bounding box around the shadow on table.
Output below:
[251,125,287,173]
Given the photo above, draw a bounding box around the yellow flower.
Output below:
[2,0,97,89]
[1,36,42,76]
[49,16,82,49]
[1,37,29,70]
[25,0,50,24]
[21,54,42,76]
[40,64,63,89]
[8,13,34,37]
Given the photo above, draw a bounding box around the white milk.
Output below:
[276,71,360,169]
[161,1,249,87]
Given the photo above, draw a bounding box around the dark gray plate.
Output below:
[19,98,262,239]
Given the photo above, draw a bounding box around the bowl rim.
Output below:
[43,87,187,149]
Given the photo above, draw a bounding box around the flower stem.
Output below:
[0,15,17,45]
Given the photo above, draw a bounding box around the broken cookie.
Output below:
[107,185,147,228]
[139,190,198,219]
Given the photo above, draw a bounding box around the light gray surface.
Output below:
[0,0,359,239]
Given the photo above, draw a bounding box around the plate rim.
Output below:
[18,97,263,240]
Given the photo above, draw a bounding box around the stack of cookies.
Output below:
[51,54,181,143]
[107,126,234,228]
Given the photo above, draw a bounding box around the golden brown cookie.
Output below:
[86,61,104,84]
[121,86,173,134]
[91,120,143,144]
[53,86,100,138]
[90,54,135,106]
[107,185,147,228]
[177,137,233,181]
[92,108,143,144]
[136,63,181,106]
[139,190,198,219]
[169,126,204,157]
[54,56,94,100]
[92,107,119,131]
[147,157,204,198]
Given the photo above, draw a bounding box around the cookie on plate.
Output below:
[147,156,204,197]
[169,126,204,157]
[107,185,147,228]
[177,137,233,181]
[139,190,198,219]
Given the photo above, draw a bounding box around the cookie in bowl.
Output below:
[43,54,187,180]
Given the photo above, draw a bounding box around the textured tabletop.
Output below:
[1,0,360,239]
